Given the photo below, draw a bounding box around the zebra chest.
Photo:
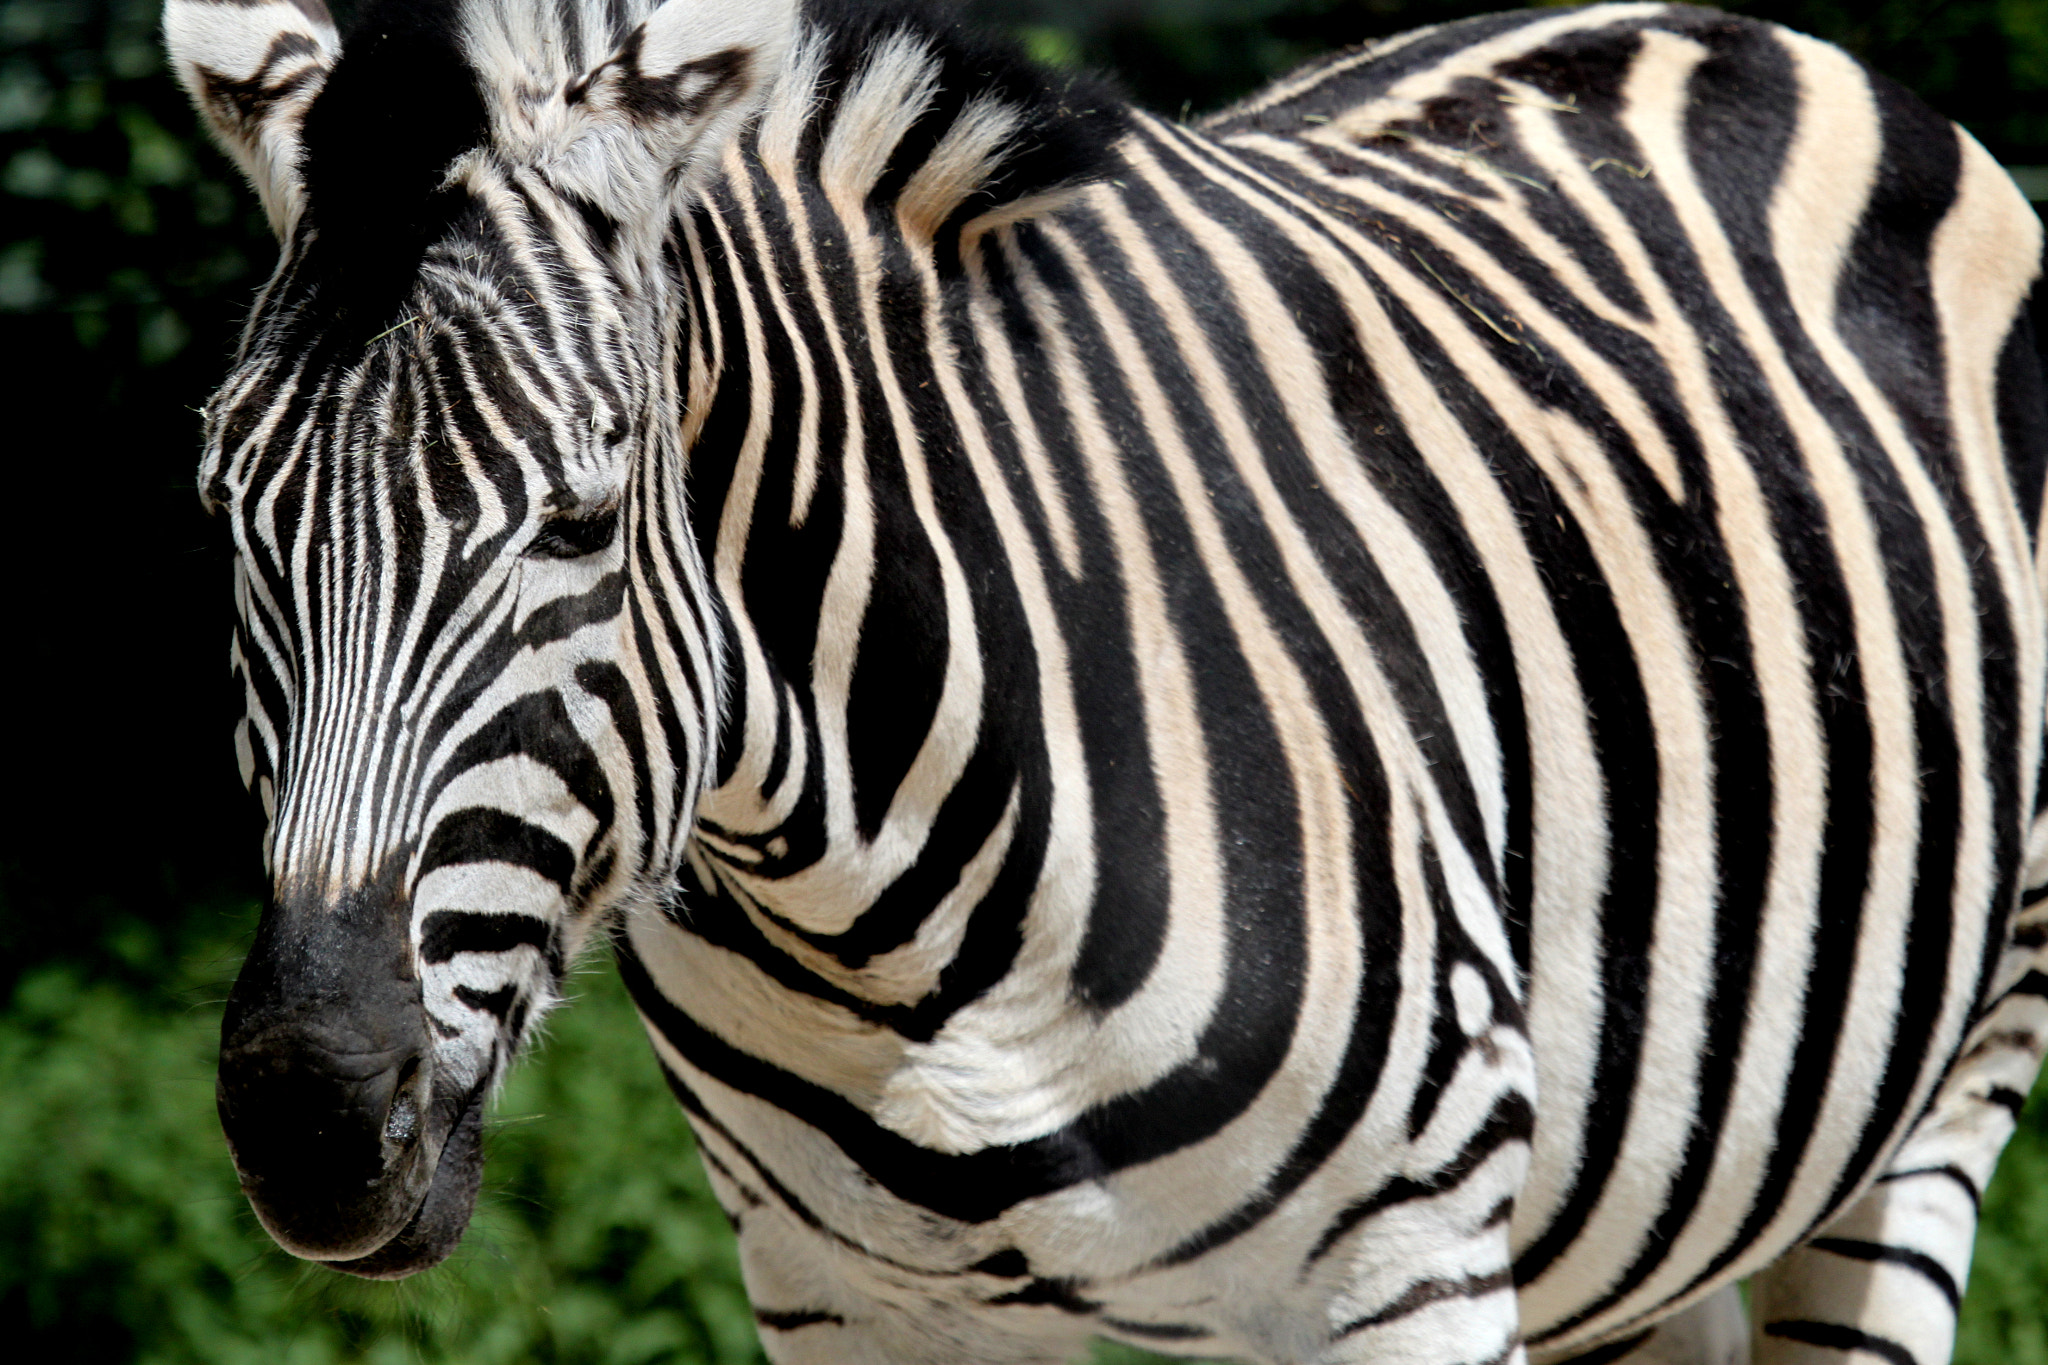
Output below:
[656,832,1250,1157]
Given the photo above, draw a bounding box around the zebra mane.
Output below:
[783,0,1124,243]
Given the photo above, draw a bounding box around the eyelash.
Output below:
[527,507,621,559]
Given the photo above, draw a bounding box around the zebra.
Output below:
[164,0,2048,1360]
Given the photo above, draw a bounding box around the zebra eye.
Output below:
[527,505,620,559]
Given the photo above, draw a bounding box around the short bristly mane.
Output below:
[782,0,1123,248]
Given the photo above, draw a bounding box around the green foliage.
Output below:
[0,0,268,370]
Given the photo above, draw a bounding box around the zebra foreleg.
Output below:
[732,1208,1092,1365]
[701,1150,1087,1365]
[1539,1288,1750,1365]
[1747,877,2048,1365]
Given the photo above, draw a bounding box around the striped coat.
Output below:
[167,1,2048,1361]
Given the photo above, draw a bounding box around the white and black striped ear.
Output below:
[163,0,340,238]
[547,0,796,227]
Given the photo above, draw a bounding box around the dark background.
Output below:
[3,3,2047,1362]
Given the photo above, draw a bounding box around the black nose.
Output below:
[217,1020,434,1256]
[218,887,440,1260]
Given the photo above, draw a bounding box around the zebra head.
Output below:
[165,0,791,1276]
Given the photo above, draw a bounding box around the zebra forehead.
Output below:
[288,0,490,347]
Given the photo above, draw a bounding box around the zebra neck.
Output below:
[653,12,1122,1017]
[672,168,1045,1020]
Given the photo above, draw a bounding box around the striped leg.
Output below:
[1749,846,2048,1365]
[731,1212,1086,1365]
[1306,1212,1529,1365]
[1542,1288,1750,1365]
[703,1156,1083,1365]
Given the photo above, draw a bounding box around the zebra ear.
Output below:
[163,0,340,238]
[552,0,796,225]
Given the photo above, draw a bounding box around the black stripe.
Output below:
[1334,1269,1513,1338]
[2006,969,2048,1000]
[1808,1237,1961,1312]
[1763,1321,1917,1365]
[1305,1093,1534,1268]
[1099,1316,1212,1342]
[1874,1163,1982,1213]
[453,983,518,1020]
[621,895,1313,1222]
[1557,1333,1655,1365]
[754,1309,845,1330]
[418,910,551,965]
[417,806,576,891]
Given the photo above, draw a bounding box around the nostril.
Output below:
[384,1091,420,1146]
[383,1057,422,1148]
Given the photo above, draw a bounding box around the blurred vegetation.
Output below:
[3,1,2047,1362]
[1,904,763,1365]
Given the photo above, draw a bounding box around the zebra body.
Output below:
[167,1,2048,1361]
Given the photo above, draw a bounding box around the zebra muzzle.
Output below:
[216,891,485,1275]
